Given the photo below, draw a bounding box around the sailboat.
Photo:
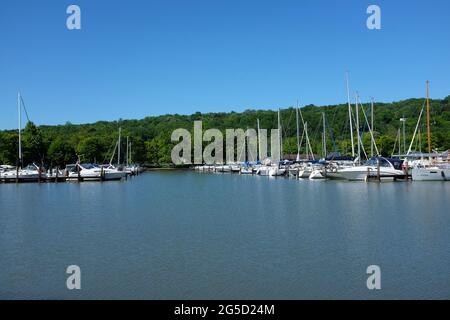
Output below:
[1,92,42,182]
[328,93,404,181]
[411,81,450,181]
[309,113,327,180]
[268,109,286,177]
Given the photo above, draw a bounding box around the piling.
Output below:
[377,161,381,182]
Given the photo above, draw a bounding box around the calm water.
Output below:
[0,171,449,299]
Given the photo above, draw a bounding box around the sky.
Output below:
[0,0,449,129]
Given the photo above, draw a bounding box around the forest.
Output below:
[1,95,449,167]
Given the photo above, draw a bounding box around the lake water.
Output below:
[1,171,449,299]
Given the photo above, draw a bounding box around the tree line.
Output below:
[0,95,449,167]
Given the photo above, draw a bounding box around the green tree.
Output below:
[48,137,77,165]
[76,137,104,163]
[22,121,46,165]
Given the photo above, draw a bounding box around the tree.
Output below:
[0,131,19,165]
[22,121,47,165]
[76,137,104,163]
[377,135,395,157]
[48,137,77,166]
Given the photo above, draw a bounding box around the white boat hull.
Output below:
[309,169,325,180]
[338,166,404,181]
[412,167,450,181]
[298,169,312,179]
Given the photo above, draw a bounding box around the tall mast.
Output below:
[426,80,431,154]
[346,72,355,157]
[129,141,132,164]
[118,127,121,165]
[257,118,261,161]
[355,93,361,165]
[296,101,300,161]
[305,122,309,160]
[304,121,315,161]
[126,136,129,166]
[371,97,374,157]
[278,109,282,160]
[322,112,327,158]
[18,92,22,168]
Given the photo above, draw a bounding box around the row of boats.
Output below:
[0,163,144,183]
[194,152,450,181]
[195,80,450,182]
[0,93,144,183]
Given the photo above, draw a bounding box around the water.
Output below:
[1,172,449,299]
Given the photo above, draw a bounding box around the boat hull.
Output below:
[412,167,450,181]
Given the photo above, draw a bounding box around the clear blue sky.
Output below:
[0,0,449,129]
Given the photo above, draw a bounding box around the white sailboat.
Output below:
[1,92,42,181]
[309,113,328,180]
[268,109,286,177]
[411,81,450,181]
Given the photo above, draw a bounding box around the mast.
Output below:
[426,80,431,154]
[304,122,315,161]
[129,141,132,164]
[346,72,355,157]
[355,93,361,165]
[401,116,407,155]
[305,122,309,160]
[257,118,261,161]
[118,127,121,166]
[322,112,327,158]
[18,92,22,168]
[371,97,374,157]
[296,101,300,161]
[278,108,282,161]
[126,136,129,166]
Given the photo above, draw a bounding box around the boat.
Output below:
[309,167,326,180]
[412,164,450,181]
[333,157,405,181]
[240,167,253,175]
[67,163,125,181]
[230,164,241,173]
[268,166,286,177]
[298,165,313,179]
[215,165,231,173]
[409,81,450,181]
[1,163,42,182]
